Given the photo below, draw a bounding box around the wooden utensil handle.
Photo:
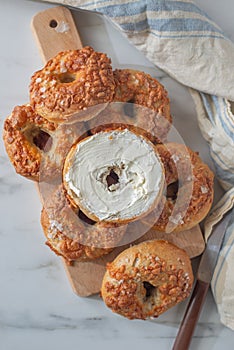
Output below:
[172,280,210,350]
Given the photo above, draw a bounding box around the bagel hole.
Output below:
[166,180,179,200]
[106,169,119,188]
[143,281,156,299]
[59,73,76,84]
[32,129,52,152]
[124,99,135,118]
[49,19,58,28]
[78,209,96,226]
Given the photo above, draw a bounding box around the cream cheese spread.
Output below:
[64,129,164,222]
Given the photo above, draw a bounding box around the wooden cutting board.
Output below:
[31,6,205,297]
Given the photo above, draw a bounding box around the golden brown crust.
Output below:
[3,104,56,181]
[30,47,116,122]
[146,143,214,232]
[112,69,172,143]
[3,104,87,182]
[41,185,127,263]
[101,240,194,319]
[113,69,170,114]
[88,69,172,142]
[41,207,112,264]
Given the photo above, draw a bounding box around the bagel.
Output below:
[29,47,116,123]
[41,185,127,263]
[63,127,165,224]
[145,143,214,233]
[101,239,194,320]
[3,104,56,181]
[88,69,172,143]
[3,104,86,181]
[114,69,172,143]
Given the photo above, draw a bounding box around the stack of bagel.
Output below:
[3,47,214,320]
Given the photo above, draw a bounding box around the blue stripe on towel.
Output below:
[213,97,234,138]
[210,146,234,171]
[200,93,216,125]
[83,1,146,16]
[213,164,234,186]
[201,94,234,139]
[120,18,225,36]
[211,188,234,214]
[83,0,223,31]
[213,210,234,299]
[82,1,225,38]
[210,152,234,186]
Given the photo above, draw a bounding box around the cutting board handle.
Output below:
[31,6,83,63]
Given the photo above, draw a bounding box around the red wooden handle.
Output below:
[172,280,210,350]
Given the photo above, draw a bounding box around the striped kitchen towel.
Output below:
[37,0,234,329]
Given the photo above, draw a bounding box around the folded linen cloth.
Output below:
[37,0,234,330]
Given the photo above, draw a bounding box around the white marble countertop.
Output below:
[0,1,233,349]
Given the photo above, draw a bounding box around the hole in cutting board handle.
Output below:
[49,19,58,28]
